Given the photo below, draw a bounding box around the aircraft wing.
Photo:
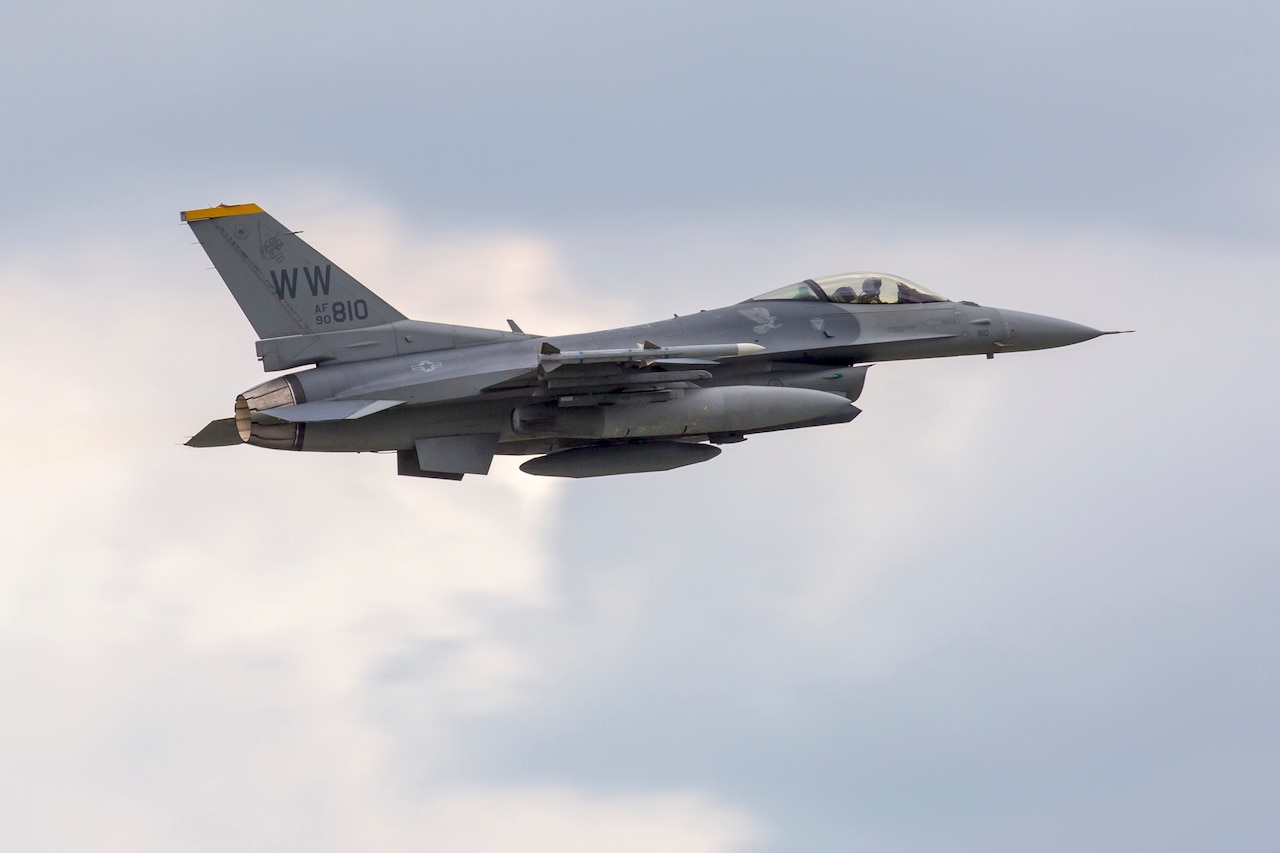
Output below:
[200,339,765,446]
[477,340,762,399]
[313,340,763,406]
[259,400,404,422]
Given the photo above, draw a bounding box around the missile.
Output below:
[539,341,764,371]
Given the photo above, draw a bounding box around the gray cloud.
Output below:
[348,226,1277,851]
[3,2,1279,241]
[5,207,1277,850]
[3,4,1279,849]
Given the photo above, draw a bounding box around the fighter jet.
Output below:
[184,203,1124,479]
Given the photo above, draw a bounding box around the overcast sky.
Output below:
[2,2,1278,851]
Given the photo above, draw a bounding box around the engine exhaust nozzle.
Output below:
[234,376,305,450]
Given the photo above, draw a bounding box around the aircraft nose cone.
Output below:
[999,309,1104,352]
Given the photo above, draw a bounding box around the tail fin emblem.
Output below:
[258,222,285,263]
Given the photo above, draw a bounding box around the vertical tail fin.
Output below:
[181,204,405,340]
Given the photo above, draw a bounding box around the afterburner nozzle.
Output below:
[235,376,305,450]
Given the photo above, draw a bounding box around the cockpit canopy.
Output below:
[748,273,948,305]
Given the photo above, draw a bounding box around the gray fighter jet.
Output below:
[185,204,1124,479]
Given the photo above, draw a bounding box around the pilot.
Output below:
[853,277,883,304]
[830,285,856,303]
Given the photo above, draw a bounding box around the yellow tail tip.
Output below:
[180,203,264,222]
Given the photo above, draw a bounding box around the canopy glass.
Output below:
[749,273,948,305]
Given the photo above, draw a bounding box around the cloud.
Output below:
[392,788,761,853]
[354,220,1279,850]
[5,0,1280,845]
[0,202,770,850]
[3,196,1279,851]
[6,3,1280,241]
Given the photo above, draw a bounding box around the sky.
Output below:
[2,2,1278,851]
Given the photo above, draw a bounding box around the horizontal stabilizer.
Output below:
[261,400,403,422]
[186,418,241,447]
